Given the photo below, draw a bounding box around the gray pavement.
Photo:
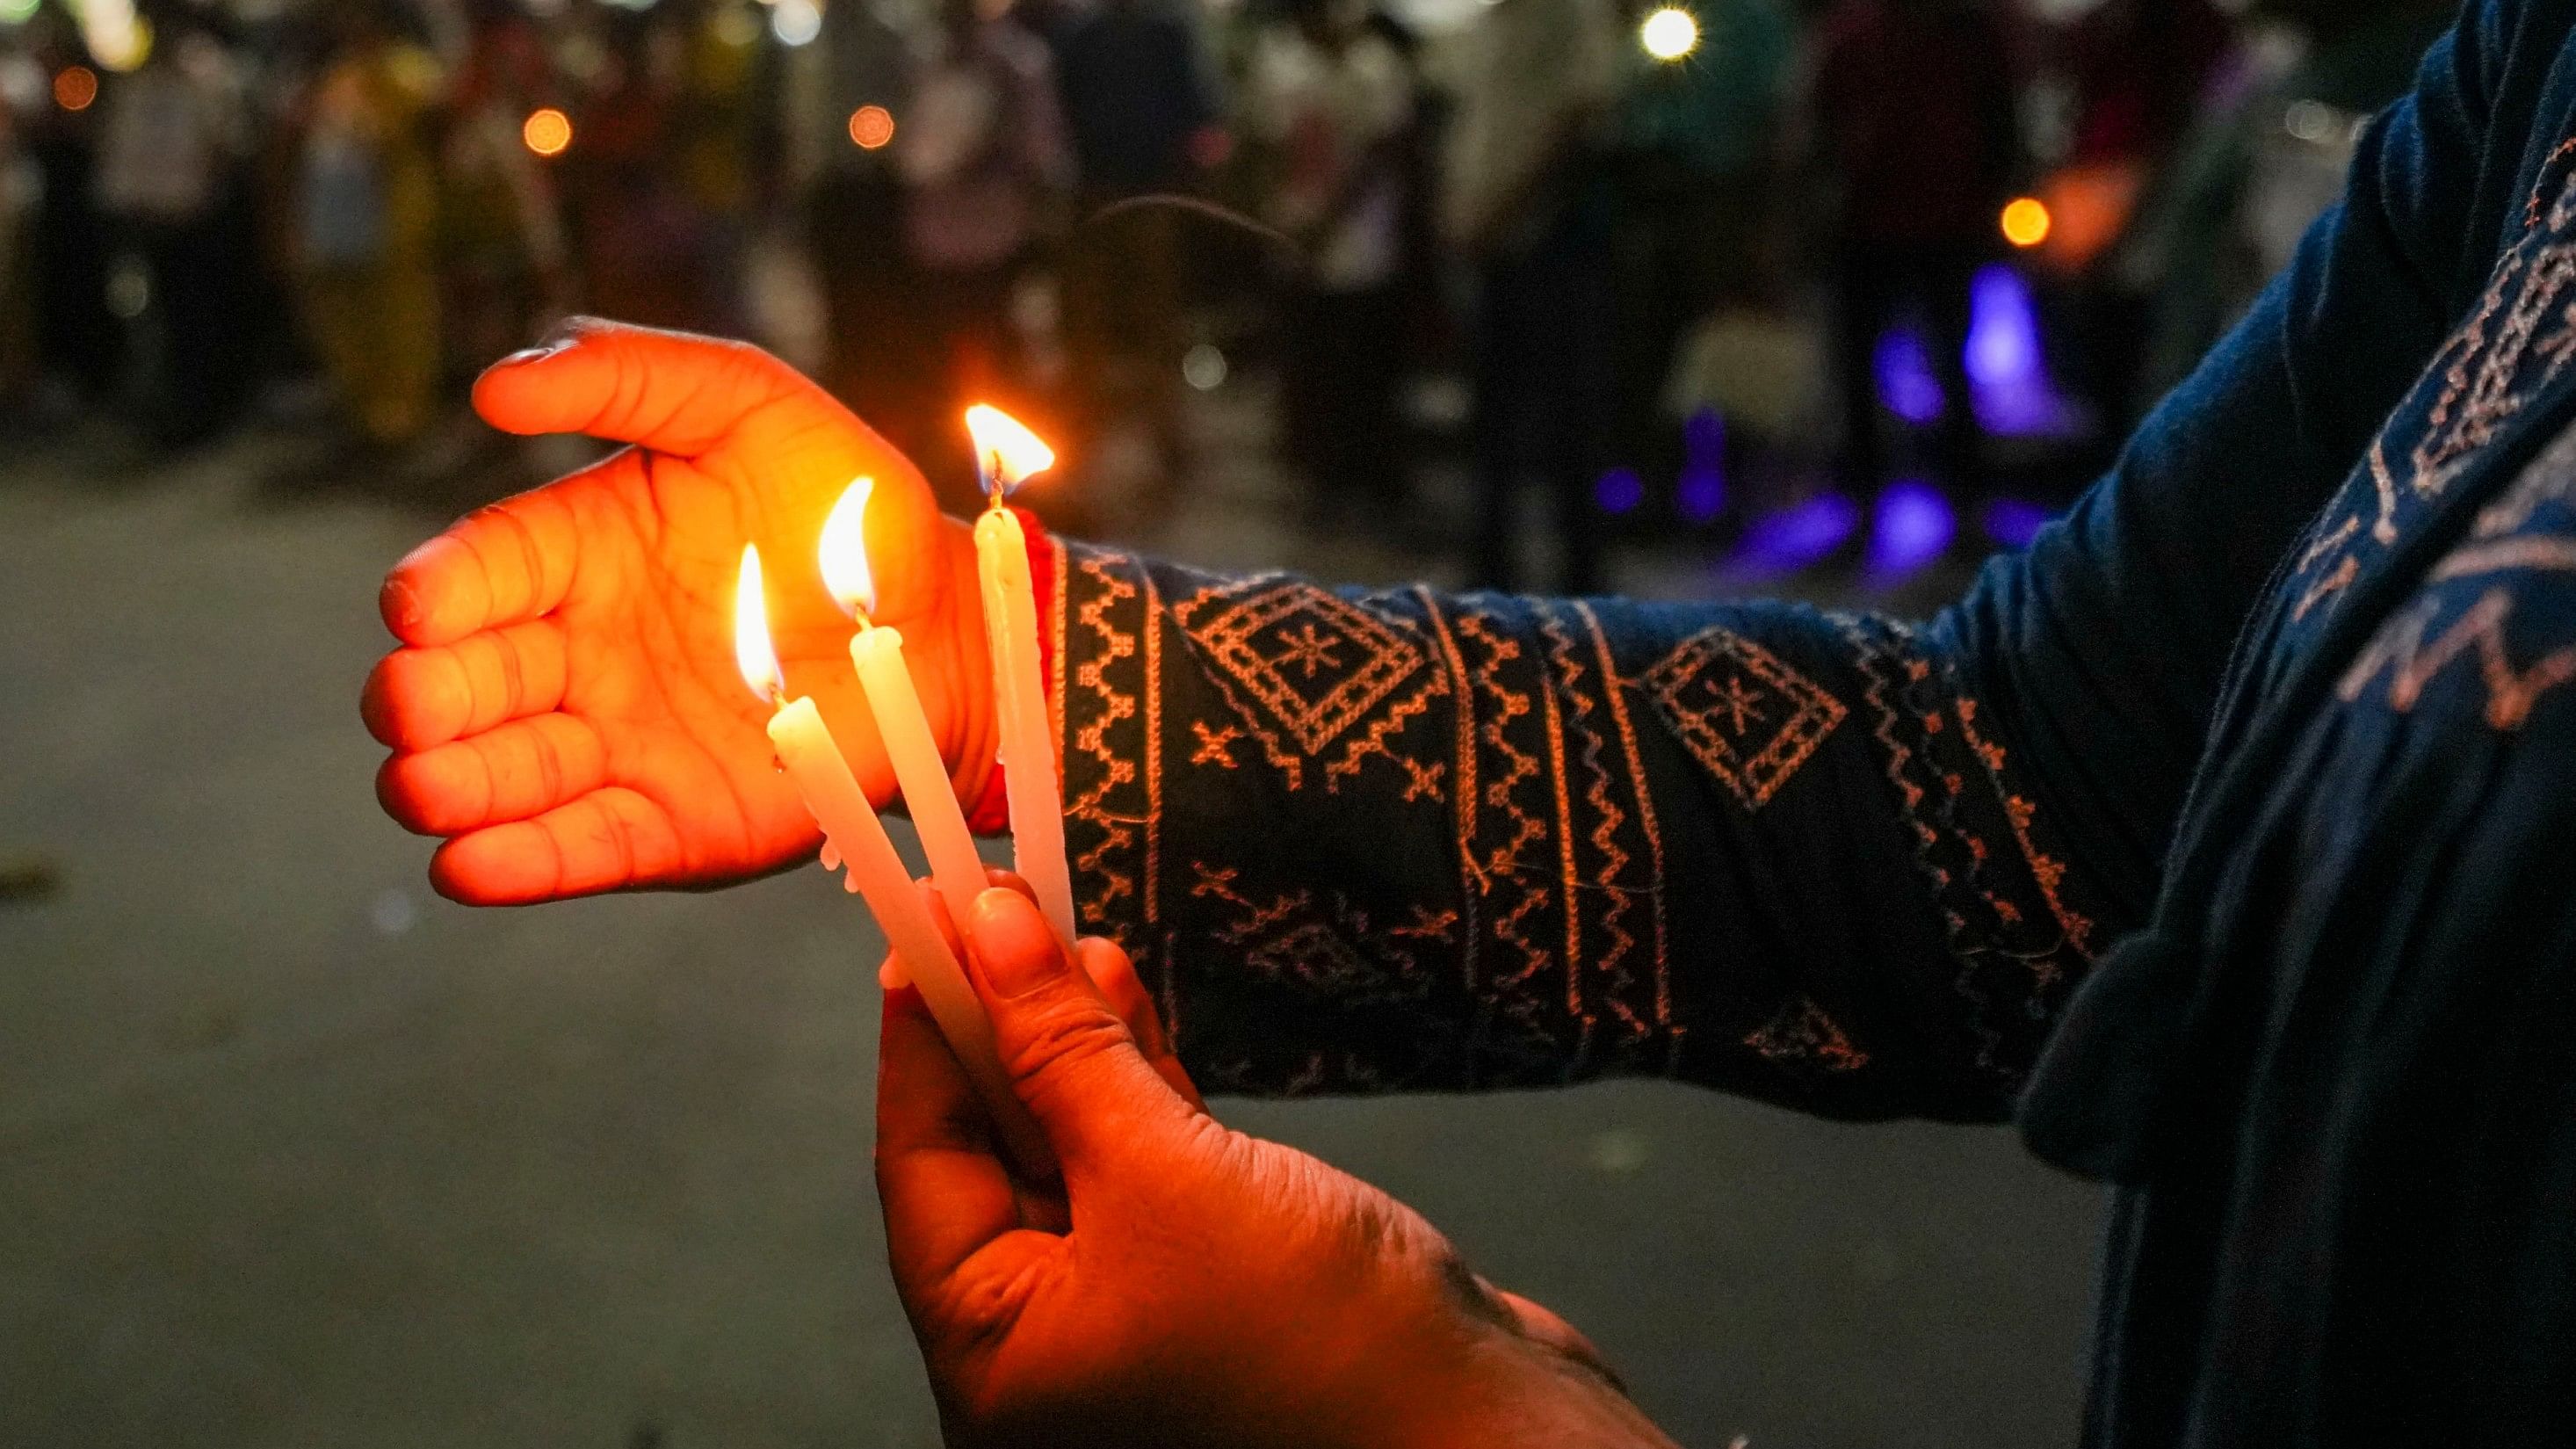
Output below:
[1,415,2101,1448]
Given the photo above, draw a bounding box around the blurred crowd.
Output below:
[0,0,2459,586]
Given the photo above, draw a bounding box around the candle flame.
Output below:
[963,404,1056,500]
[734,544,785,703]
[818,478,877,618]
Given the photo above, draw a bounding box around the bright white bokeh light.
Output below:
[771,0,821,46]
[1639,7,1697,62]
[1182,344,1227,392]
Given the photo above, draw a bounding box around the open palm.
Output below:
[363,321,995,904]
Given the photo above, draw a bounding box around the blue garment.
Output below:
[1043,4,2576,1442]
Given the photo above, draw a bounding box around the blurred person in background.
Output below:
[892,0,1071,507]
[91,7,258,446]
[1610,0,1794,487]
[289,1,445,449]
[2046,0,2234,436]
[1248,0,1416,531]
[2123,0,2458,415]
[1446,0,1624,593]
[438,0,570,383]
[0,62,39,405]
[21,17,117,406]
[669,0,764,337]
[801,0,913,416]
[1807,0,2019,504]
[561,10,704,331]
[1050,0,1223,504]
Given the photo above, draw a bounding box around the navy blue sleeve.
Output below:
[1045,2,2552,1119]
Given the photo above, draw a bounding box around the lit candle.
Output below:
[734,546,1050,1177]
[819,480,991,932]
[964,404,1076,945]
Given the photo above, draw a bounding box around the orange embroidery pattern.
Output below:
[1545,605,1646,1042]
[1641,626,1847,809]
[1454,606,1552,1003]
[1174,576,1426,756]
[1066,551,1145,944]
[1579,600,1675,1040]
[1189,720,1243,767]
[1743,996,1869,1074]
[2338,586,2576,729]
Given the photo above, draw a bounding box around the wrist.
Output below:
[1381,1330,1677,1449]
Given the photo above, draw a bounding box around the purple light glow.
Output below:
[1677,467,1726,523]
[1965,264,2068,438]
[1596,467,1646,515]
[1726,492,1862,581]
[1873,325,1947,426]
[1980,496,2058,549]
[1863,477,1957,583]
[1677,409,1728,521]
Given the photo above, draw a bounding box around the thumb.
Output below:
[961,888,1193,1175]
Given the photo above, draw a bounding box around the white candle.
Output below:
[735,547,1050,1177]
[973,508,1078,945]
[819,480,990,931]
[965,405,1076,944]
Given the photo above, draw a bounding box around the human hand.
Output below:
[879,887,1681,1449]
[362,319,995,904]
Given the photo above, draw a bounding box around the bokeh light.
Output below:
[848,104,895,150]
[52,65,97,113]
[1729,493,1863,581]
[522,107,573,158]
[0,0,42,25]
[1863,477,1957,583]
[1182,344,1228,392]
[1639,7,1698,61]
[2001,197,2052,249]
[1594,467,1645,515]
[771,0,822,47]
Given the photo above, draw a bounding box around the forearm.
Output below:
[1042,540,2113,1118]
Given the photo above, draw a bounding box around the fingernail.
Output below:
[970,888,1061,999]
[496,328,581,368]
[380,575,421,633]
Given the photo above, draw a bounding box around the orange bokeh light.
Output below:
[849,105,895,150]
[2001,197,2052,249]
[54,66,98,113]
[522,107,573,158]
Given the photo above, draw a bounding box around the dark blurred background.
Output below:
[0,0,2457,1444]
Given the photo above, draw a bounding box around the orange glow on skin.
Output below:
[849,105,895,150]
[54,66,98,113]
[523,107,573,158]
[2001,197,2053,249]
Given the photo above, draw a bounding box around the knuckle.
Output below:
[1004,1003,1131,1098]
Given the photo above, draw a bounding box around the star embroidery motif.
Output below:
[1716,676,1766,735]
[1270,621,1345,680]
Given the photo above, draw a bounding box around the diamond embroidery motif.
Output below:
[1642,626,1847,808]
[1177,579,1425,755]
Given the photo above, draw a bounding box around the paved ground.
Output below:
[0,405,2102,1448]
